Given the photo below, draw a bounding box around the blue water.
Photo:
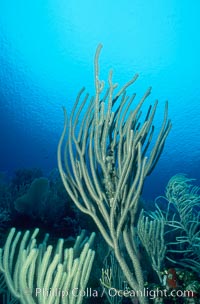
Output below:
[0,0,199,200]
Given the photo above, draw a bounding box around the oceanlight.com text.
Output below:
[105,287,194,300]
